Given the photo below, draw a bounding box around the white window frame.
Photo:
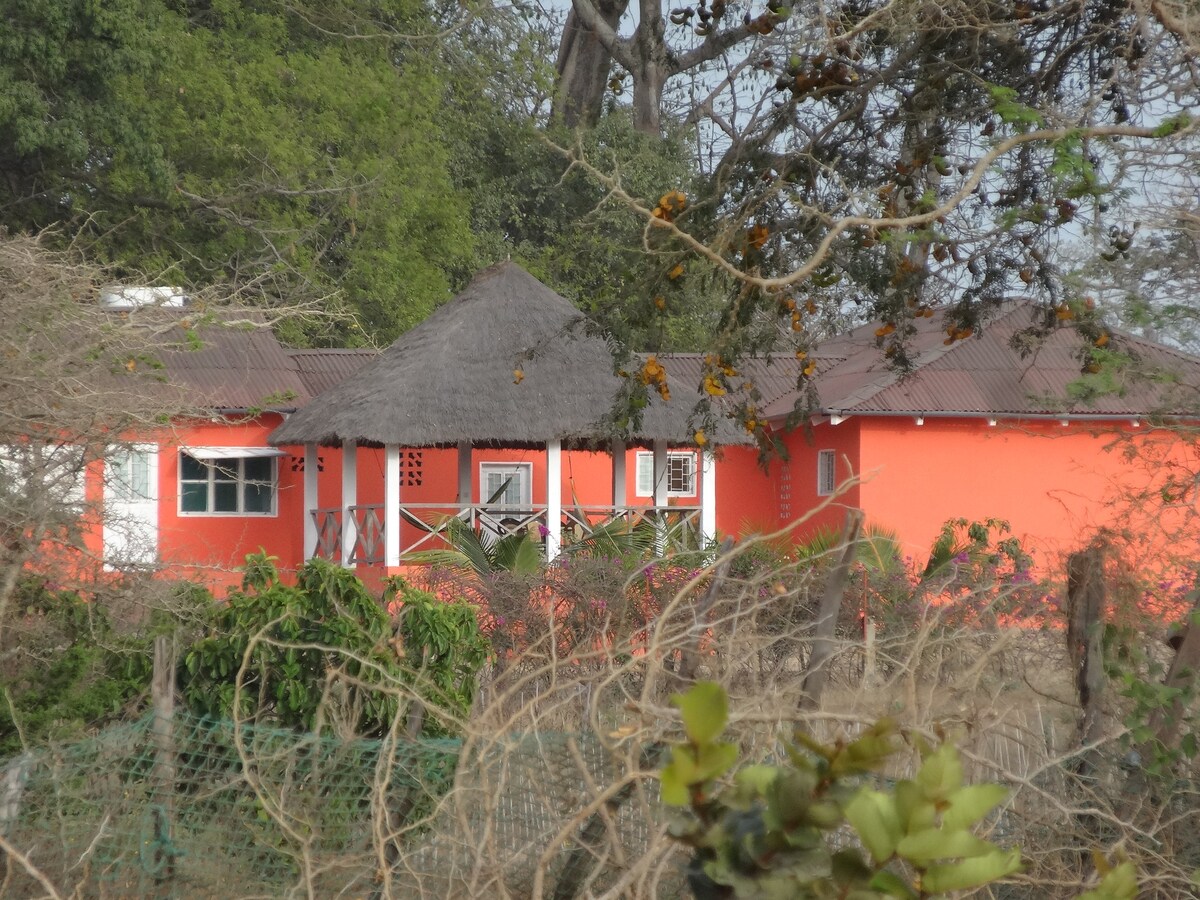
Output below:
[178,452,279,516]
[816,449,837,496]
[634,450,697,498]
[479,462,532,508]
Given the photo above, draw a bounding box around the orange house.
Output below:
[749,304,1200,579]
[49,269,1200,594]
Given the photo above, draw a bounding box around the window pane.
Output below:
[212,460,238,482]
[243,457,271,482]
[213,481,238,512]
[668,454,695,495]
[181,482,209,512]
[635,453,654,497]
[243,482,272,513]
[180,454,208,481]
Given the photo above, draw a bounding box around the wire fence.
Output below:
[0,712,460,898]
[0,711,675,899]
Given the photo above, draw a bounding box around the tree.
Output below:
[0,0,475,343]
[546,0,1200,384]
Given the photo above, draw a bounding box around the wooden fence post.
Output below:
[1066,546,1106,770]
[800,509,864,711]
[151,635,177,893]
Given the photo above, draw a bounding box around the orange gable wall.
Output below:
[775,420,864,539]
[855,416,1200,574]
[712,445,786,538]
[153,416,307,589]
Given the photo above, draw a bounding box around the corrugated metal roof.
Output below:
[158,324,312,411]
[653,353,805,410]
[288,349,377,396]
[763,302,1200,420]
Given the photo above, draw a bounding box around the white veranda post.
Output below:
[303,443,318,561]
[341,442,357,568]
[385,444,401,567]
[652,439,669,555]
[610,438,627,508]
[546,439,562,560]
[701,449,716,548]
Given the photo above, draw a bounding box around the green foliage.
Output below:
[663,683,1029,898]
[181,555,488,737]
[386,578,491,730]
[0,576,192,756]
[0,0,473,344]
[405,516,544,577]
[923,517,1031,580]
[455,106,720,350]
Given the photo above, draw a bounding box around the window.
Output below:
[109,447,152,501]
[635,451,697,498]
[179,452,277,515]
[480,463,531,507]
[817,449,837,496]
[0,443,85,511]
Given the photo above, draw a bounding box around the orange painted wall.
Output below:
[712,445,785,538]
[775,420,864,540]
[855,417,1200,575]
[151,416,306,590]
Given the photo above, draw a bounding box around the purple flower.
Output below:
[538,524,550,538]
[953,552,970,564]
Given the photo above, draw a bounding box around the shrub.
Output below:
[181,555,489,738]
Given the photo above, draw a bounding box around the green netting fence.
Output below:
[0,713,459,897]
[0,712,670,898]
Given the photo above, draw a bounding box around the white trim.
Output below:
[634,450,697,498]
[700,450,717,547]
[385,445,401,567]
[611,438,627,507]
[341,443,357,567]
[816,449,836,496]
[104,443,158,568]
[456,442,473,504]
[303,444,318,559]
[546,441,562,560]
[182,446,286,459]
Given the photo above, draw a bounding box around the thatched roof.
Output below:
[270,263,745,448]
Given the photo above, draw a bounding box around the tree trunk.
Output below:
[551,0,629,130]
[799,509,863,710]
[1066,547,1107,761]
[630,58,665,135]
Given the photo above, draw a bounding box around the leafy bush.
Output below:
[0,577,166,756]
[662,682,1138,899]
[181,555,489,738]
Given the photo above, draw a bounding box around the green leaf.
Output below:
[895,828,996,863]
[735,764,779,795]
[941,783,1008,830]
[894,780,937,831]
[660,763,690,806]
[915,744,963,800]
[672,682,729,745]
[921,848,1022,893]
[845,789,901,863]
[868,870,918,898]
[695,740,739,782]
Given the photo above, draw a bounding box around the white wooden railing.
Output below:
[310,502,703,564]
